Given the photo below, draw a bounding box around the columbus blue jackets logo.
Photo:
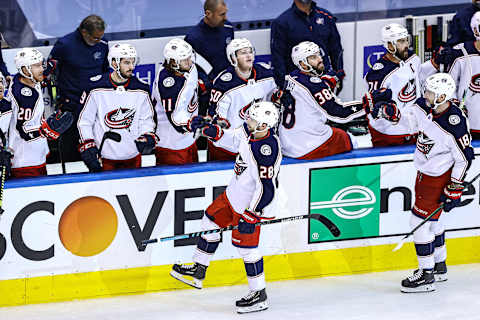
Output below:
[416,131,434,156]
[469,73,480,93]
[104,108,136,129]
[398,79,416,103]
[234,154,247,177]
[188,91,198,113]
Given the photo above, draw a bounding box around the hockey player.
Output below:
[8,48,72,178]
[435,11,480,139]
[78,43,156,172]
[208,38,277,161]
[152,38,199,165]
[365,23,437,147]
[384,73,473,292]
[279,41,396,159]
[171,101,281,314]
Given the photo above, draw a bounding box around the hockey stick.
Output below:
[98,131,121,156]
[392,172,480,252]
[459,46,473,112]
[141,213,340,246]
[0,128,7,216]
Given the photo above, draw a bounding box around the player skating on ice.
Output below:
[171,101,281,314]
[375,73,474,292]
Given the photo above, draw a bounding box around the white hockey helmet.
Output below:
[381,23,410,53]
[226,38,254,67]
[163,38,195,71]
[108,43,137,78]
[14,48,44,82]
[291,41,322,75]
[471,11,480,40]
[423,73,456,109]
[247,101,279,133]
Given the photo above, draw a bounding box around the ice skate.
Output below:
[170,262,206,289]
[434,261,448,282]
[236,288,268,314]
[401,269,435,293]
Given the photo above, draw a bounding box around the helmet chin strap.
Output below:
[113,58,129,82]
[20,66,38,84]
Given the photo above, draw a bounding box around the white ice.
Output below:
[2,263,479,320]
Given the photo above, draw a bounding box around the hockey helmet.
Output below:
[423,73,456,109]
[108,43,137,69]
[226,38,254,67]
[291,41,322,75]
[14,48,44,82]
[163,38,195,71]
[381,23,410,53]
[247,101,279,133]
[471,11,480,40]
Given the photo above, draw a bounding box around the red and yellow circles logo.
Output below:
[58,196,118,257]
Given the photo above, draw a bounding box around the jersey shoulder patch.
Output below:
[372,62,384,71]
[220,72,233,82]
[162,76,175,88]
[21,87,32,97]
[249,133,280,167]
[89,74,102,82]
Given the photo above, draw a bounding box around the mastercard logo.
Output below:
[58,196,118,257]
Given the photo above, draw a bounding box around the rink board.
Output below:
[1,144,480,306]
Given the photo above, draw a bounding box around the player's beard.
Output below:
[395,47,409,61]
[121,69,133,79]
[313,63,324,75]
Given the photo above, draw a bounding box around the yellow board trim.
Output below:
[2,236,480,307]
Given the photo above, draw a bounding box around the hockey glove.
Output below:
[363,88,393,114]
[135,133,157,155]
[78,139,102,173]
[212,116,230,129]
[439,182,464,212]
[371,101,401,123]
[432,44,455,70]
[187,115,209,132]
[238,218,256,234]
[40,110,73,140]
[0,148,13,179]
[271,89,284,106]
[238,209,275,224]
[200,123,223,141]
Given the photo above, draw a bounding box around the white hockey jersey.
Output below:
[8,75,49,168]
[411,98,474,182]
[448,41,480,132]
[152,64,198,150]
[0,98,12,140]
[279,70,365,158]
[78,73,156,160]
[215,124,282,215]
[209,64,276,152]
[365,51,437,135]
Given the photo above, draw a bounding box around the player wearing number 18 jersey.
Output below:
[279,41,380,159]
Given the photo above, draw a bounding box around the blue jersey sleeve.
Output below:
[249,134,281,212]
[270,19,290,88]
[157,73,189,134]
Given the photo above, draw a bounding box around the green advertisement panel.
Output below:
[309,164,381,243]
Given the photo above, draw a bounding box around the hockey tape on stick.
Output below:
[393,172,480,252]
[98,131,121,156]
[141,213,340,247]
[0,128,7,216]
[459,46,473,111]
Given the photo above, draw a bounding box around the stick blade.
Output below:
[310,214,341,237]
[106,131,122,142]
[392,237,406,252]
